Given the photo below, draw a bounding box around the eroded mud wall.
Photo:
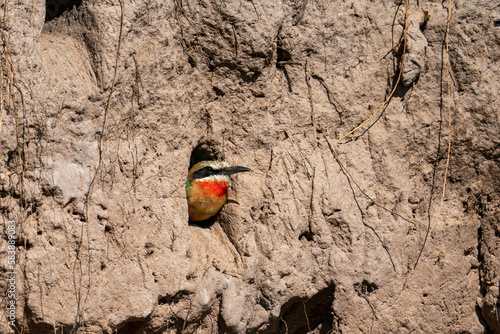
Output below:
[0,0,499,333]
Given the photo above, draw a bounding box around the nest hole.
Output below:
[45,0,82,22]
[189,140,223,170]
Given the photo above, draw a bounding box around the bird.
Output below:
[186,160,251,222]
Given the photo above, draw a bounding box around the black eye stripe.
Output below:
[192,166,223,179]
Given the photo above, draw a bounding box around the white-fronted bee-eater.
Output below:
[186,160,251,222]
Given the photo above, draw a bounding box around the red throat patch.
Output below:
[199,180,228,197]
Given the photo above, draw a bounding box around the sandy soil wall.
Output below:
[0,0,499,333]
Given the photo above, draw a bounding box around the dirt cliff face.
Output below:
[0,0,499,333]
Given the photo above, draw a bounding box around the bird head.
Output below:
[186,160,251,222]
[189,160,250,180]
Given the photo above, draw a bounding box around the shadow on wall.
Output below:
[260,284,336,334]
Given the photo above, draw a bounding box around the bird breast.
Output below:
[198,179,228,197]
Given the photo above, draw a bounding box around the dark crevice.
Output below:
[259,295,272,310]
[213,86,225,97]
[145,242,154,256]
[22,240,33,250]
[240,68,262,83]
[391,41,414,97]
[45,0,82,22]
[475,305,490,333]
[276,42,292,64]
[478,227,485,298]
[355,280,378,296]
[388,24,414,98]
[218,311,238,334]
[282,66,293,93]
[25,304,74,334]
[104,224,112,233]
[475,225,497,333]
[299,231,314,241]
[187,55,196,67]
[275,30,293,93]
[158,290,192,305]
[261,284,335,334]
[188,213,218,228]
[189,140,223,170]
[116,317,150,334]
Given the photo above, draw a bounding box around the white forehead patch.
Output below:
[198,174,230,182]
[210,161,230,169]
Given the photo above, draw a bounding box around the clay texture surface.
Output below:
[0,0,499,333]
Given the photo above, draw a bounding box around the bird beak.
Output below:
[223,166,252,175]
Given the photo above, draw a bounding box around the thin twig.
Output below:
[323,133,416,227]
[458,38,482,82]
[303,302,311,332]
[232,24,238,58]
[181,297,193,333]
[73,0,125,330]
[280,317,289,334]
[338,0,410,142]
[414,0,453,270]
